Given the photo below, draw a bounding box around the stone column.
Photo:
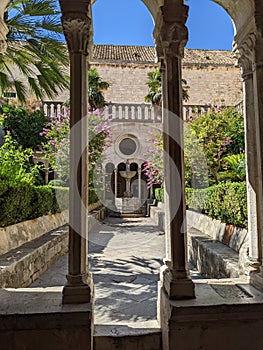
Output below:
[138,167,142,200]
[234,33,263,268]
[154,1,194,300]
[59,0,93,304]
[160,58,171,262]
[114,168,118,201]
[249,3,263,290]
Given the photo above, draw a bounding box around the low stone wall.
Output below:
[187,210,252,278]
[149,203,252,278]
[0,204,107,288]
[187,210,248,253]
[0,210,69,255]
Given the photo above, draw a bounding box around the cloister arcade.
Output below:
[0,0,263,349]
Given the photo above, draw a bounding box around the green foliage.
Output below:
[1,103,48,149]
[153,182,247,228]
[186,182,247,228]
[30,185,54,219]
[1,0,69,102]
[0,133,40,186]
[49,186,69,213]
[218,153,246,182]
[0,184,69,227]
[88,187,99,205]
[154,187,164,202]
[41,109,112,184]
[88,67,110,110]
[185,106,245,185]
[0,183,34,226]
[144,67,189,106]
[144,67,162,106]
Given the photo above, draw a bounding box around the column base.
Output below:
[161,266,195,300]
[62,274,94,304]
[250,267,263,293]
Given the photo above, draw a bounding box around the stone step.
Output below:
[94,325,162,350]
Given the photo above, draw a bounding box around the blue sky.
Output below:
[92,0,234,50]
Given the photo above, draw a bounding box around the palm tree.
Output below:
[88,67,110,111]
[0,0,69,102]
[144,67,189,106]
[144,67,162,106]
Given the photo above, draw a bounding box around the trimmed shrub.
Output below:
[0,183,34,226]
[154,187,164,202]
[186,182,247,228]
[30,186,54,219]
[89,187,99,205]
[0,184,69,227]
[49,186,69,213]
[153,182,247,228]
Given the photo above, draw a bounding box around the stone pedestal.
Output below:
[158,280,263,350]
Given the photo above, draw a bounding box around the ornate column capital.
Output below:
[59,0,92,54]
[153,2,189,60]
[233,31,256,78]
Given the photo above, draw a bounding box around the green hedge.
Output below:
[0,184,101,227]
[0,184,69,227]
[186,182,247,228]
[154,187,164,202]
[50,186,70,213]
[154,182,247,228]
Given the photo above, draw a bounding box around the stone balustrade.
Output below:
[43,101,243,122]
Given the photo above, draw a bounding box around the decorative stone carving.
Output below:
[233,32,256,77]
[154,2,188,60]
[62,15,91,55]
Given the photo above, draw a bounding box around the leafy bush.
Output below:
[154,182,247,228]
[0,184,69,227]
[30,186,54,219]
[154,187,164,202]
[89,187,99,205]
[0,133,41,186]
[185,106,244,186]
[0,183,34,226]
[186,182,247,228]
[1,104,48,150]
[50,186,69,213]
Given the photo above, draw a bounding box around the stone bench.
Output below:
[0,204,107,288]
[187,210,253,277]
[0,225,68,288]
[149,204,253,278]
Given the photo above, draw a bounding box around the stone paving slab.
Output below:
[31,217,166,326]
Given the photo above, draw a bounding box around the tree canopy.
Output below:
[0,0,69,102]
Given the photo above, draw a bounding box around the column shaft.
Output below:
[59,0,93,304]
[161,52,194,299]
[243,69,263,263]
[114,168,118,200]
[138,168,142,200]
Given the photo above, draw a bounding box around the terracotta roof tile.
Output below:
[92,45,156,63]
[91,45,236,66]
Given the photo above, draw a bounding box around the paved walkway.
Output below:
[31,216,166,327]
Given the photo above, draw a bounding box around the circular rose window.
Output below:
[119,137,137,156]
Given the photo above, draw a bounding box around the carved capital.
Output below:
[154,3,188,60]
[233,32,256,77]
[61,14,91,55]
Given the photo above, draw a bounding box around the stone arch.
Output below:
[211,0,254,34]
